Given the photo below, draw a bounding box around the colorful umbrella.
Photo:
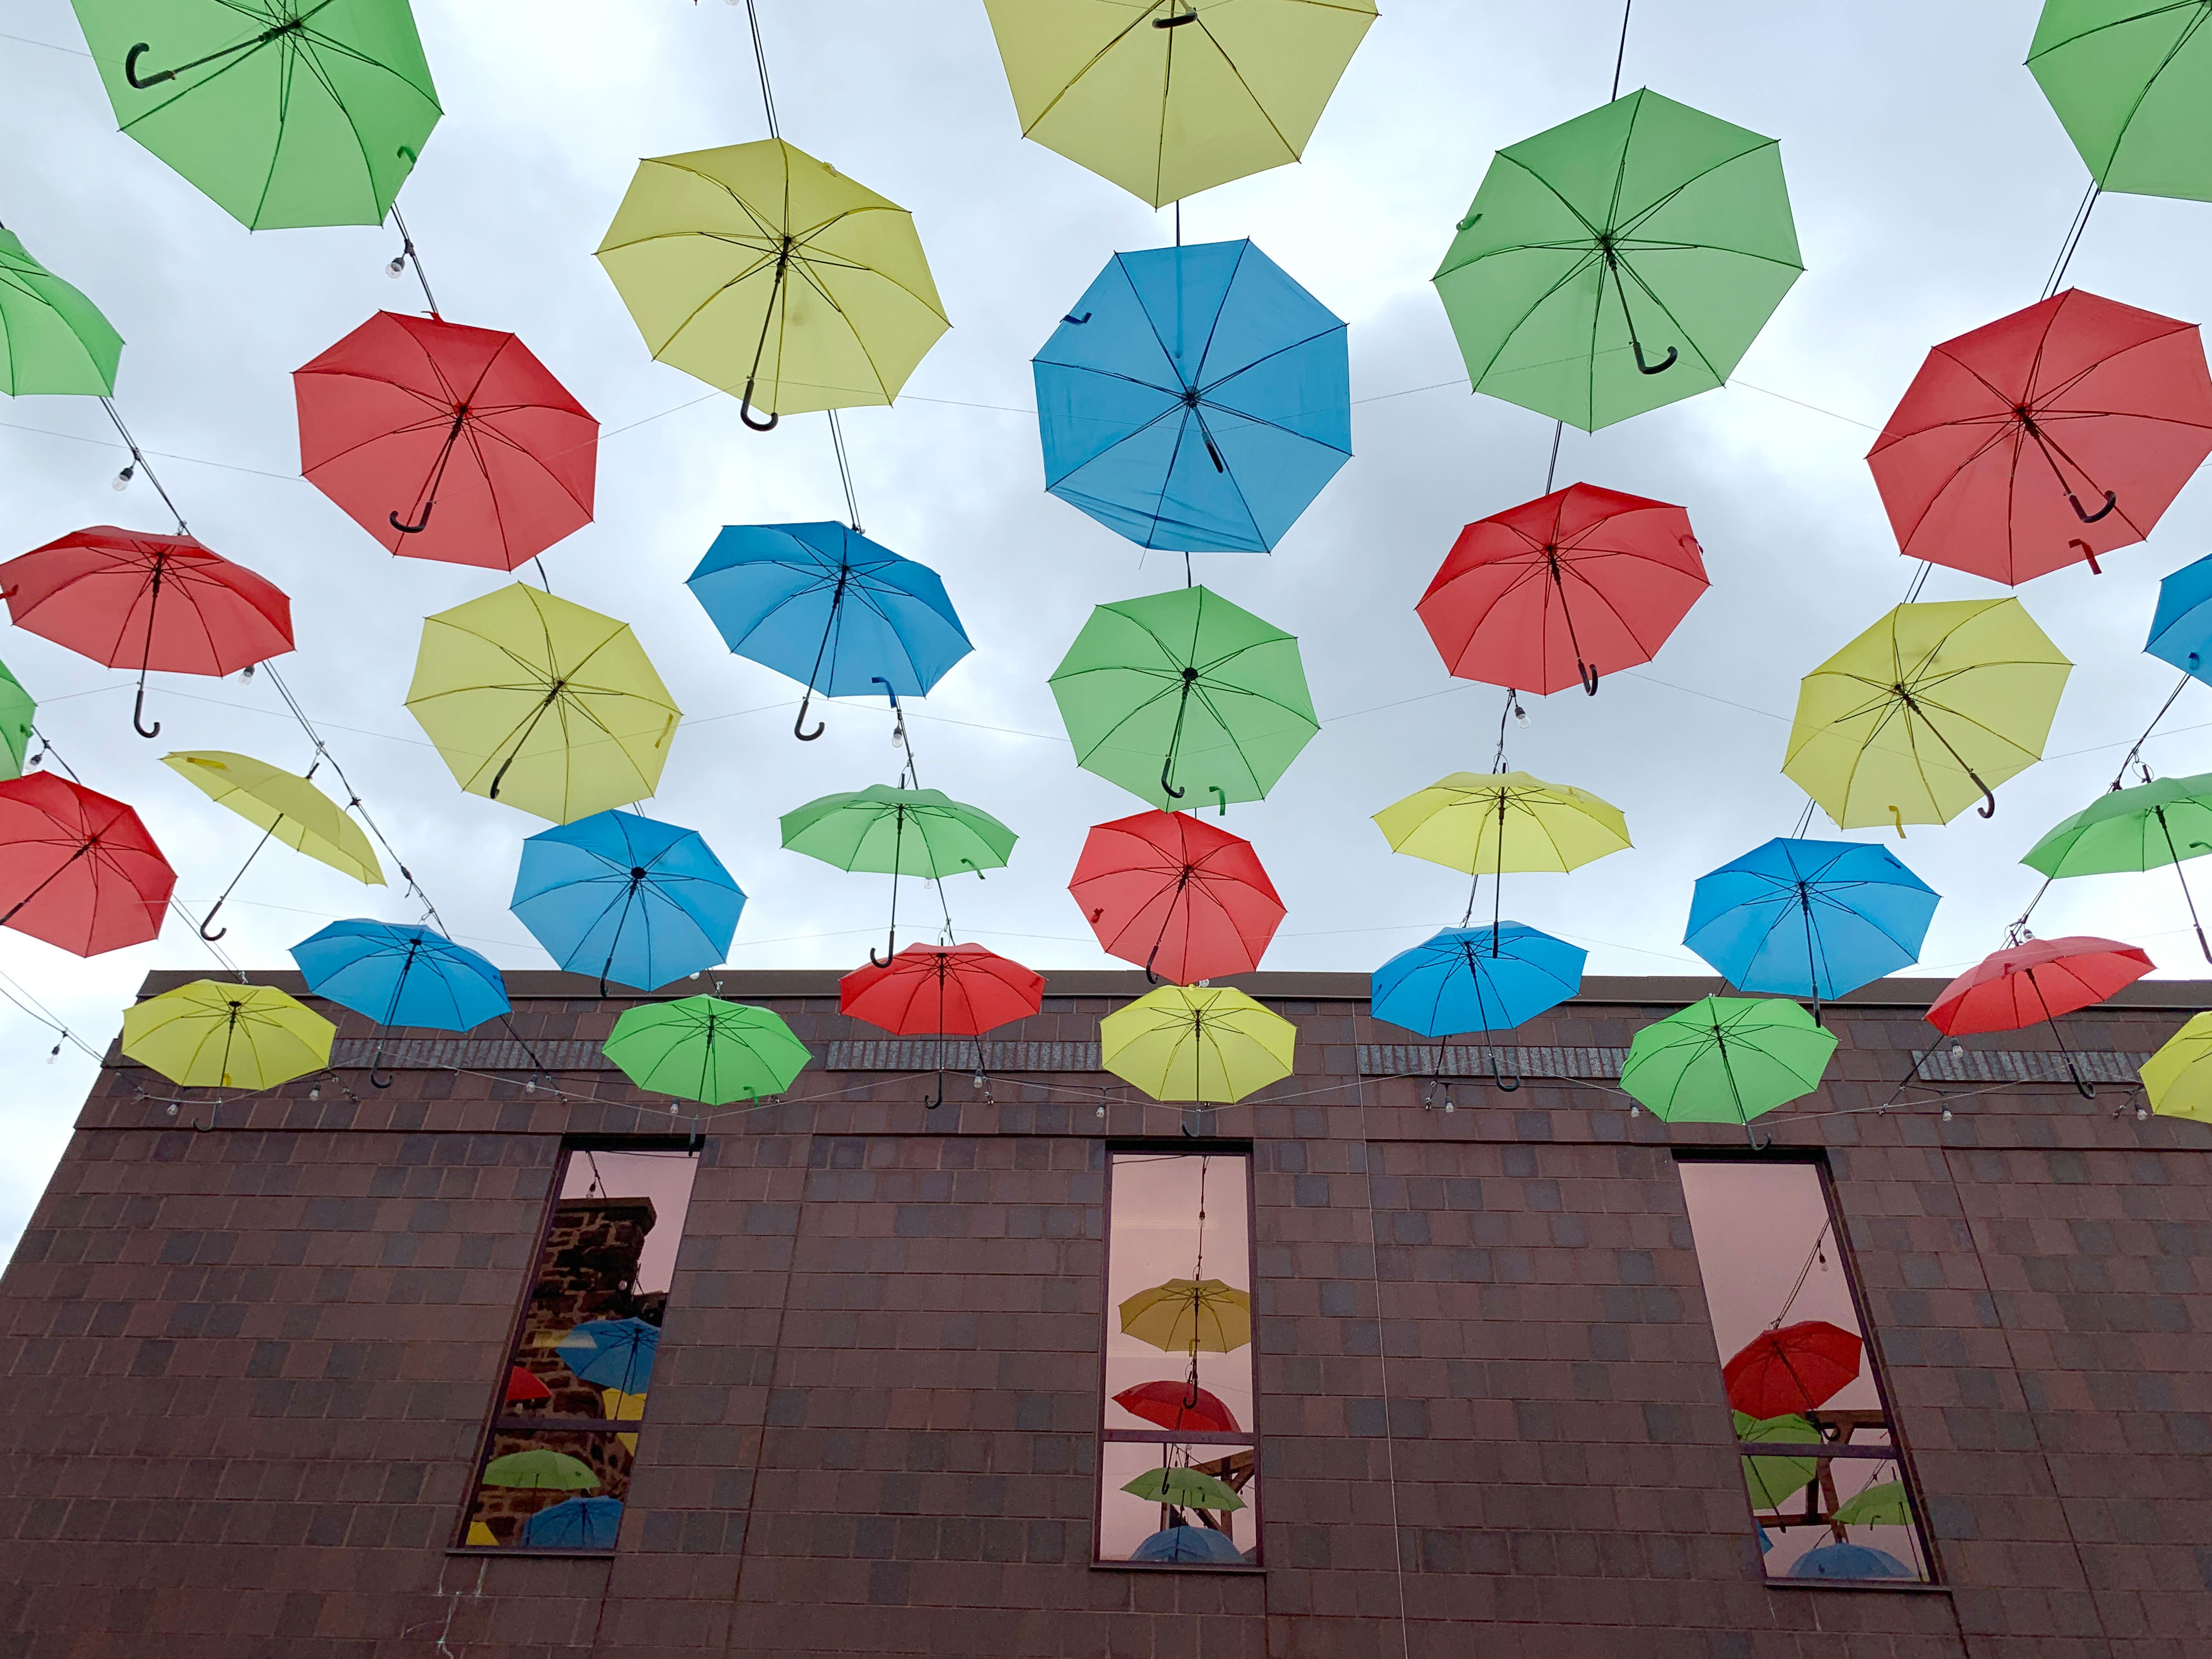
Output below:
[510,809,744,994]
[1782,599,2072,828]
[2022,774,2212,960]
[601,996,811,1108]
[1370,924,1586,1037]
[71,0,441,230]
[1684,838,1938,1013]
[1736,1410,1820,1510]
[0,774,173,955]
[1113,1379,1239,1436]
[1434,90,1802,431]
[1620,996,1837,1137]
[1069,810,1284,986]
[839,943,1044,1037]
[1788,1543,1911,1580]
[1049,586,1319,808]
[0,225,123,397]
[781,785,1015,961]
[1034,241,1350,553]
[1723,1320,1863,1419]
[595,139,949,425]
[1866,290,2212,584]
[404,584,681,824]
[480,1449,599,1491]
[121,980,334,1092]
[0,659,35,781]
[0,526,292,738]
[1927,936,2152,1036]
[554,1318,658,1393]
[520,1496,623,1550]
[1831,1481,1913,1528]
[980,0,1376,207]
[1373,772,1631,935]
[1122,1465,1244,1513]
[2029,2,2212,201]
[2146,551,2212,684]
[686,522,970,740]
[2141,1010,2212,1121]
[1130,1524,1244,1564]
[161,752,382,939]
[291,919,509,1032]
[294,311,597,571]
[1418,483,1708,696]
[504,1365,552,1406]
[1100,983,1295,1104]
[1119,1277,1253,1355]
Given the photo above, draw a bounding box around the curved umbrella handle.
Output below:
[2068,490,2117,524]
[1209,786,1227,817]
[389,503,435,535]
[1062,312,1092,325]
[132,684,161,740]
[1490,1045,1521,1093]
[1579,661,1600,696]
[793,691,825,742]
[2065,1057,2096,1101]
[1969,769,1997,819]
[1144,943,1164,986]
[1160,757,1186,802]
[125,43,176,88]
[924,1069,944,1110]
[960,858,985,881]
[739,377,779,433]
[1153,9,1199,24]
[197,898,229,943]
[2069,538,2102,575]
[1633,340,1678,375]
[1201,432,1226,473]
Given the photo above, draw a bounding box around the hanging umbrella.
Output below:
[0,225,123,396]
[1790,1543,1912,1580]
[510,810,745,994]
[1119,1277,1253,1355]
[1034,240,1350,552]
[1370,924,1586,1035]
[601,996,811,1108]
[1373,772,1631,936]
[480,1449,600,1491]
[504,1365,552,1406]
[1684,838,1938,1014]
[2142,1010,2212,1121]
[686,522,970,740]
[520,1496,624,1550]
[1130,1525,1245,1564]
[0,526,293,738]
[0,659,35,782]
[1113,1380,1239,1436]
[2022,774,2212,960]
[1866,291,2212,584]
[595,139,949,426]
[1782,599,2072,827]
[70,0,441,230]
[162,751,382,938]
[2029,3,2212,201]
[1049,587,1319,808]
[1121,1465,1245,1513]
[121,980,334,1092]
[781,785,1016,962]
[1434,89,1802,432]
[0,774,173,955]
[2146,551,2212,683]
[1620,996,1837,1137]
[1737,1410,1821,1510]
[1099,983,1295,1104]
[1723,1321,1863,1419]
[980,0,1376,207]
[404,583,681,825]
[294,311,597,571]
[839,943,1044,1037]
[1069,810,1284,985]
[1832,1481,1913,1528]
[554,1318,659,1393]
[1418,483,1709,696]
[1927,936,2152,1035]
[290,919,509,1032]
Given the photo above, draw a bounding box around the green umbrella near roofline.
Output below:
[780,785,1017,965]
[2029,1,2212,203]
[601,996,810,1109]
[2021,772,2212,963]
[1620,995,1836,1146]
[0,228,123,397]
[0,661,35,782]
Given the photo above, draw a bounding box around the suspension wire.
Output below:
[25,726,81,783]
[826,409,863,533]
[1542,419,1565,493]
[2039,180,2100,302]
[2109,671,2192,790]
[387,204,442,319]
[98,398,188,534]
[1789,797,1816,839]
[168,898,250,983]
[743,0,781,139]
[1491,687,1518,772]
[1347,1025,1415,1659]
[1609,0,1634,100]
[1901,560,1932,604]
[2007,876,2055,944]
[1769,1219,1831,1329]
[0,965,101,1061]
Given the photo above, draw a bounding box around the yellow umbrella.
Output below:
[1783,599,2071,831]
[594,139,950,426]
[1101,983,1294,1103]
[1374,771,1632,873]
[122,980,334,1092]
[981,1,1379,208]
[1119,1277,1252,1355]
[162,751,383,884]
[404,584,681,825]
[2141,1011,2212,1122]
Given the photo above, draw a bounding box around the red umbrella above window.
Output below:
[1070,810,1284,986]
[1723,1319,1862,1420]
[841,942,1044,1110]
[1926,936,2153,1035]
[0,774,174,955]
[1113,1379,1239,1436]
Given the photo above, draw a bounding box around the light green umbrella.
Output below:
[1433,89,1802,432]
[1832,1479,1912,1528]
[601,996,811,1107]
[1121,1465,1244,1513]
[1736,1410,1820,1510]
[2022,774,2212,962]
[0,228,123,397]
[781,785,1016,965]
[481,1448,600,1491]
[1620,995,1836,1141]
[0,659,33,782]
[2030,1,2212,201]
[70,0,441,230]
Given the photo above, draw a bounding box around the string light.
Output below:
[111,462,133,490]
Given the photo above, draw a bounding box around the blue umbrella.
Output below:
[1034,239,1350,555]
[520,1497,624,1550]
[511,810,744,994]
[686,521,972,741]
[2146,551,2212,685]
[1788,1542,1911,1580]
[555,1318,659,1392]
[1684,838,1937,1016]
[1128,1524,1244,1565]
[1370,923,1585,1097]
[291,919,509,1031]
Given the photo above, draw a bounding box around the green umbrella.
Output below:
[601,996,811,1107]
[1736,1409,1820,1510]
[70,0,441,230]
[1121,1465,1244,1513]
[1831,1479,1912,1528]
[0,228,123,397]
[780,785,1017,878]
[0,659,34,782]
[2022,774,2212,962]
[1620,995,1836,1140]
[481,1448,600,1491]
[1048,586,1319,811]
[1432,89,1803,432]
[2030,2,2212,202]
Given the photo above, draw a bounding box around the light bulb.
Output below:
[523,1081,535,1093]
[689,970,701,980]
[892,723,906,746]
[1949,1042,1964,1059]
[387,255,407,277]
[972,1073,985,1090]
[1629,1103,1640,1117]
[1940,1107,1952,1122]
[1513,701,1528,727]
[2137,1105,2149,1120]
[1442,1097,1454,1113]
[239,664,255,681]
[669,1102,680,1114]
[46,1043,60,1063]
[111,464,134,491]
[166,1102,178,1116]
[308,1085,319,1100]
[1095,1104,1107,1118]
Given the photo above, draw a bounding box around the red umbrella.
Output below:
[295,311,597,572]
[1114,1380,1240,1435]
[0,774,174,956]
[1927,936,2153,1036]
[841,943,1045,1109]
[0,527,292,738]
[1867,289,2212,584]
[1417,483,1708,696]
[1069,811,1283,986]
[505,1365,554,1405]
[1723,1320,1862,1420]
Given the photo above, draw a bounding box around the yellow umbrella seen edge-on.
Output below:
[162,751,383,885]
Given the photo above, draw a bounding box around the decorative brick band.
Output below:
[1913,1048,2148,1085]
[1357,1044,1630,1079]
[327,1038,617,1071]
[823,1039,1104,1072]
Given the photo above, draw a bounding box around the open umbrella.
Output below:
[2029,2,2212,201]
[1120,1277,1252,1356]
[0,774,173,955]
[71,0,441,230]
[121,980,333,1092]
[404,584,681,824]
[1113,1380,1239,1436]
[2142,1010,2212,1121]
[1723,1320,1863,1419]
[0,526,292,738]
[295,311,597,571]
[481,1449,599,1491]
[1790,1543,1912,1580]
[1434,89,1802,431]
[1122,1465,1244,1513]
[1069,810,1284,985]
[1034,240,1350,553]
[781,785,1016,962]
[1782,599,2072,828]
[291,919,509,1032]
[2146,550,2212,683]
[1130,1524,1245,1564]
[510,809,744,994]
[1737,1410,1821,1510]
[1049,586,1319,809]
[1372,923,1585,1099]
[1419,483,1709,696]
[1684,838,1938,1015]
[0,659,35,781]
[595,139,949,426]
[1866,290,2212,584]
[1832,1481,1913,1528]
[1373,771,1631,936]
[840,941,1044,1106]
[601,996,811,1108]
[686,522,970,741]
[554,1318,658,1394]
[162,751,381,940]
[2022,774,2212,960]
[520,1496,624,1550]
[1621,996,1837,1139]
[504,1365,552,1406]
[0,225,123,397]
[1928,936,2153,1097]
[1101,983,1295,1104]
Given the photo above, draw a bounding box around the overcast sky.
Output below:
[3,1,2209,1248]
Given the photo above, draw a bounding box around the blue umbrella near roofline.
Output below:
[290,919,510,1090]
[1370,923,1586,1098]
[2147,552,2212,686]
[511,810,744,996]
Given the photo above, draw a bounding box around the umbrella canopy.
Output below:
[1621,996,1837,1130]
[1113,1379,1239,1435]
[481,1449,599,1491]
[1034,240,1350,553]
[0,774,173,955]
[1831,1481,1913,1528]
[554,1318,659,1393]
[1434,89,1802,432]
[1723,1320,1863,1419]
[504,1365,552,1405]
[1927,935,2153,1036]
[1130,1524,1245,1564]
[1100,983,1295,1103]
[1049,586,1319,809]
[981,0,1376,207]
[839,943,1044,1036]
[781,786,1016,878]
[1866,290,2212,584]
[1419,483,1709,696]
[290,919,509,1032]
[404,584,681,825]
[162,751,382,885]
[1119,1277,1253,1355]
[1684,838,1938,1005]
[1121,1465,1245,1513]
[1790,1543,1912,1581]
[1736,1409,1821,1509]
[71,0,441,230]
[0,226,123,397]
[0,659,35,781]
[520,1496,624,1550]
[595,139,949,422]
[121,980,334,1091]
[1373,772,1632,876]
[1370,924,1587,1038]
[2029,2,2212,201]
[2146,550,2212,683]
[2022,774,2212,960]
[601,996,811,1107]
[1069,810,1284,986]
[295,311,597,571]
[511,810,744,993]
[2142,1010,2212,1121]
[1782,599,2072,828]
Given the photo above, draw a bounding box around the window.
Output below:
[456,1144,700,1552]
[1677,1156,1934,1584]
[1097,1148,1259,1568]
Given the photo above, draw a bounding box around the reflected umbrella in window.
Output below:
[511,809,745,994]
[1120,1465,1244,1513]
[480,1449,600,1492]
[1620,996,1837,1145]
[1128,1523,1244,1565]
[554,1319,658,1399]
[1723,1321,1861,1421]
[1788,1542,1912,1580]
[601,997,811,1109]
[1736,1410,1820,1511]
[1070,810,1284,985]
[1370,922,1586,1101]
[1112,1380,1238,1436]
[1831,1481,1912,1528]
[504,1367,552,1407]
[520,1496,623,1550]
[1119,1278,1251,1363]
